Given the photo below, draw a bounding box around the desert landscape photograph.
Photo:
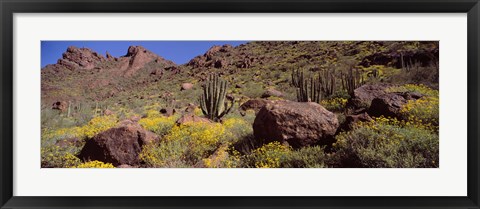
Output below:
[41,41,439,168]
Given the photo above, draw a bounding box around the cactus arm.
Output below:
[218,98,234,119]
[199,95,208,116]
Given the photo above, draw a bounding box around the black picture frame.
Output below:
[1,0,479,208]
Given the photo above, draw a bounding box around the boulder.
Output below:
[78,120,159,166]
[184,103,197,113]
[368,93,408,118]
[104,109,114,116]
[239,99,273,115]
[339,112,373,132]
[181,83,194,91]
[347,84,393,109]
[261,88,283,98]
[52,101,68,111]
[367,91,423,118]
[160,107,176,117]
[176,114,212,125]
[253,101,339,148]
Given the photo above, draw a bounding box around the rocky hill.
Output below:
[41,41,439,111]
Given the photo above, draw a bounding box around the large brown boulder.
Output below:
[347,84,393,109]
[78,120,159,166]
[253,101,339,148]
[368,92,423,119]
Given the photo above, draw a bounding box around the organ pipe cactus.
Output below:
[318,69,336,98]
[199,74,234,122]
[296,72,322,103]
[291,69,304,88]
[341,67,365,97]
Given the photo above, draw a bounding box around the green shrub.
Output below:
[242,142,329,168]
[282,145,328,168]
[332,117,439,168]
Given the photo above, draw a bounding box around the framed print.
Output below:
[1,0,479,208]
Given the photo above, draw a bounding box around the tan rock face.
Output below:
[123,46,162,76]
[175,114,212,125]
[253,101,339,148]
[78,120,159,166]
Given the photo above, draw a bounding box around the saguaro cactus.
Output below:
[199,74,234,122]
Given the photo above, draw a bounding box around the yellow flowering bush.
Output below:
[140,122,227,167]
[41,145,81,168]
[166,123,226,147]
[386,84,439,127]
[43,115,118,141]
[81,115,118,138]
[245,142,292,168]
[138,115,177,136]
[386,84,438,97]
[72,160,115,168]
[41,115,118,168]
[202,144,242,168]
[333,116,439,168]
[321,97,348,112]
[144,109,161,118]
[400,96,439,127]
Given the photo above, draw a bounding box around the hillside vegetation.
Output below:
[41,41,439,168]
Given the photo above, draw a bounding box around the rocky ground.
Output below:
[41,41,439,168]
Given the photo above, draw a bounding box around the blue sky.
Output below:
[41,41,248,67]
